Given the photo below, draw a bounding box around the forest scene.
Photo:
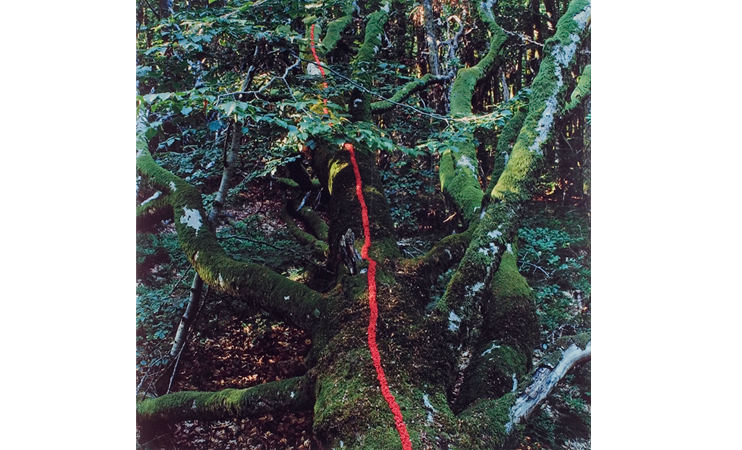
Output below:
[135,0,592,448]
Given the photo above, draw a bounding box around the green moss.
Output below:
[370,73,443,112]
[556,332,591,350]
[484,243,540,352]
[491,0,590,204]
[449,23,506,118]
[352,10,388,85]
[484,107,527,201]
[279,206,329,256]
[455,343,527,413]
[273,177,300,189]
[318,14,353,54]
[400,228,473,285]
[439,140,485,225]
[440,14,509,225]
[322,143,400,267]
[327,159,349,195]
[137,376,314,424]
[565,64,591,112]
[491,247,531,299]
[297,207,329,241]
[457,393,517,449]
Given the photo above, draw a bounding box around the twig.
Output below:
[167,267,193,297]
[218,234,284,251]
[501,28,544,47]
[290,53,456,122]
[216,56,302,106]
[521,261,551,278]
[166,286,210,394]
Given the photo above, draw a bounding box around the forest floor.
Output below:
[146,313,320,450]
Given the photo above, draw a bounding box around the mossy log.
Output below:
[138,376,315,425]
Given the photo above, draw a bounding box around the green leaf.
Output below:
[221,101,238,116]
[182,106,193,116]
[209,120,224,131]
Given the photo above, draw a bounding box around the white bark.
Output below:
[506,341,591,432]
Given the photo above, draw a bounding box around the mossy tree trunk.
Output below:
[136,1,591,448]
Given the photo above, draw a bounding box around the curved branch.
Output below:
[136,192,173,231]
[506,340,591,432]
[370,73,448,113]
[440,5,508,225]
[297,206,329,242]
[137,375,315,425]
[398,228,473,282]
[279,205,329,257]
[136,149,325,335]
[318,13,354,55]
[564,64,591,113]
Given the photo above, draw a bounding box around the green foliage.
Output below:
[518,210,590,336]
[380,159,439,235]
[415,94,527,156]
[216,215,314,274]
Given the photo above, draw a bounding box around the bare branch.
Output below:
[506,341,591,431]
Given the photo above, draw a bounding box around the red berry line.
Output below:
[311,25,413,450]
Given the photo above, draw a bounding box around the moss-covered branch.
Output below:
[136,149,325,335]
[439,5,508,225]
[453,243,539,413]
[398,227,473,284]
[297,206,329,242]
[346,7,390,122]
[484,246,540,352]
[370,73,447,113]
[318,13,354,55]
[448,0,507,118]
[490,0,590,205]
[435,0,590,364]
[483,106,527,203]
[280,205,329,257]
[564,64,591,113]
[137,376,315,425]
[352,8,389,80]
[136,191,173,231]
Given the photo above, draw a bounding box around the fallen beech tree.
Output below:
[136,0,591,448]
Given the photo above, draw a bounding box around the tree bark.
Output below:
[422,0,440,76]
